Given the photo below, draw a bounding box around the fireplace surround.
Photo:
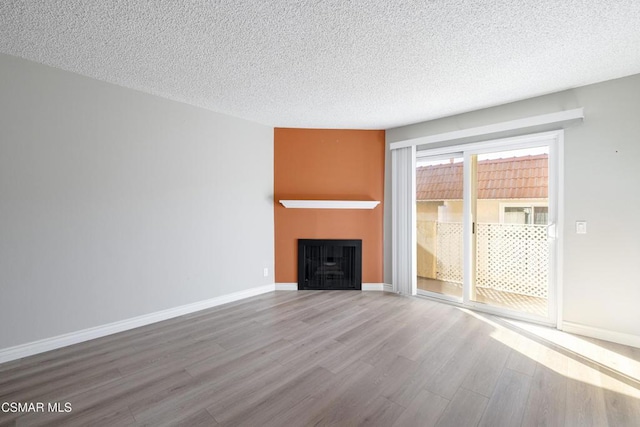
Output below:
[297,239,362,290]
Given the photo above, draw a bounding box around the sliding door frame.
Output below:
[414,130,564,327]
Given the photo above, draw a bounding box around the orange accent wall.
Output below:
[274,128,385,284]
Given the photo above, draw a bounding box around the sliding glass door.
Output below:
[415,132,560,324]
[469,146,551,318]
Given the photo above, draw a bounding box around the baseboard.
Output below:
[362,283,384,291]
[383,283,394,292]
[561,321,640,349]
[275,283,388,291]
[0,284,276,364]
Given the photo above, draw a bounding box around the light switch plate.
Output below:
[576,221,587,234]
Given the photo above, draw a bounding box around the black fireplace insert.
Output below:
[297,239,362,290]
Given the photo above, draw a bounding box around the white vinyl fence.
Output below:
[434,222,548,298]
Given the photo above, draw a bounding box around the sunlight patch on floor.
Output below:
[457,307,640,399]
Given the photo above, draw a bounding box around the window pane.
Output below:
[534,206,548,225]
[504,207,530,224]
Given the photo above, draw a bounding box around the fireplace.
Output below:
[298,239,362,290]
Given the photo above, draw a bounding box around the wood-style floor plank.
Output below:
[435,387,489,427]
[0,291,639,426]
[506,333,540,377]
[388,315,485,407]
[422,321,493,399]
[349,395,406,426]
[215,366,334,426]
[461,334,512,397]
[565,356,609,427]
[521,346,568,427]
[392,388,449,427]
[478,368,532,427]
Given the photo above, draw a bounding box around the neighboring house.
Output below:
[416,153,548,224]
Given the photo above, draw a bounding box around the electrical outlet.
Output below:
[263,267,269,277]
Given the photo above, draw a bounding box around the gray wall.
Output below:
[386,74,640,338]
[0,54,274,350]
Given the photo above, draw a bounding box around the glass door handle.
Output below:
[547,223,557,240]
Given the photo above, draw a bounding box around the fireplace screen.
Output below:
[297,239,362,290]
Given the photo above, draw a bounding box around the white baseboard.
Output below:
[383,283,394,292]
[0,284,276,364]
[561,321,640,349]
[275,283,389,291]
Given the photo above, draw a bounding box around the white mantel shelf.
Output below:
[279,200,380,209]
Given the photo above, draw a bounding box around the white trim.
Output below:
[562,322,640,349]
[555,132,565,328]
[417,289,462,304]
[462,151,475,303]
[362,283,385,291]
[275,283,298,291]
[383,283,394,292]
[390,108,584,150]
[0,284,275,364]
[279,200,380,209]
[416,130,562,158]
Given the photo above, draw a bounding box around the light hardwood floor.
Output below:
[0,291,639,426]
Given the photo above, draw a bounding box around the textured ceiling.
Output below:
[2,1,640,129]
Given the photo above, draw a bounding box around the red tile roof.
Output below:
[416,154,548,200]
